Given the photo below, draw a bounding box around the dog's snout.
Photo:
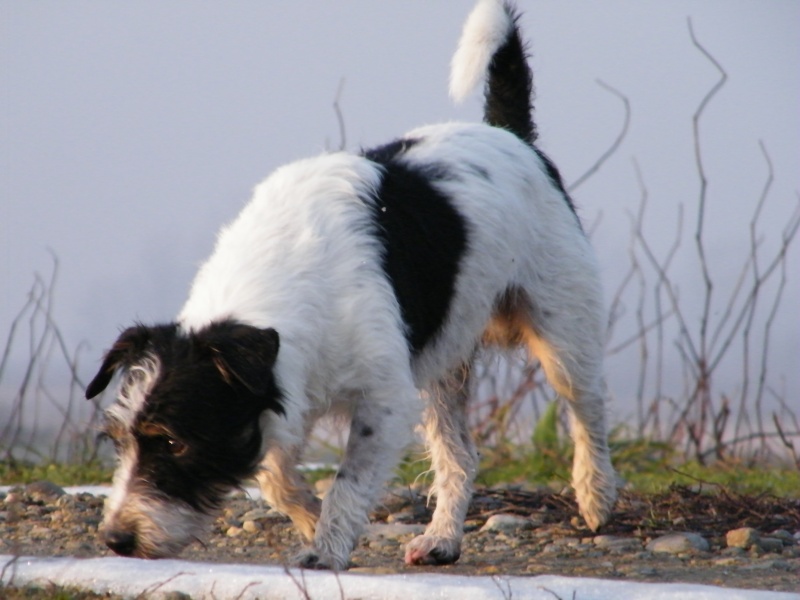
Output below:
[104,529,137,556]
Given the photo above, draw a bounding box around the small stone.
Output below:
[25,481,66,503]
[29,525,52,539]
[769,530,794,545]
[593,535,642,551]
[368,537,398,550]
[550,536,579,547]
[242,520,262,533]
[363,522,425,542]
[540,543,561,554]
[239,508,274,522]
[55,495,78,509]
[726,527,760,549]
[480,514,532,533]
[386,509,416,524]
[226,526,243,537]
[713,556,743,566]
[646,532,709,554]
[758,537,785,553]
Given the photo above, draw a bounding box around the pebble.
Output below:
[769,529,795,545]
[594,535,643,552]
[363,522,425,542]
[226,526,243,537]
[242,520,262,533]
[646,532,709,554]
[29,525,52,539]
[758,537,785,553]
[480,513,532,533]
[726,527,760,549]
[25,481,66,503]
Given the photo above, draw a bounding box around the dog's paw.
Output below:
[574,466,618,532]
[404,535,461,566]
[294,547,349,571]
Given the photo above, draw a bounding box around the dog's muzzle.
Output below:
[104,528,138,557]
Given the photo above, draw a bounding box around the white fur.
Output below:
[450,0,515,102]
[175,121,615,569]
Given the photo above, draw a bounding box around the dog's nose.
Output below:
[104,529,137,556]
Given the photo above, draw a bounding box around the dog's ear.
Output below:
[85,324,161,399]
[200,323,281,408]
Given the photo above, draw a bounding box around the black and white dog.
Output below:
[86,0,617,570]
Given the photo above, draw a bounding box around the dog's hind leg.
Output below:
[504,284,617,531]
[405,363,477,565]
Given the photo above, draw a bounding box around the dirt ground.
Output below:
[2,482,799,595]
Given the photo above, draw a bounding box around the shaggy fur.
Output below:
[87,0,617,570]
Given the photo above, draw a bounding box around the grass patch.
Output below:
[0,460,112,487]
[385,406,800,498]
[621,459,800,497]
[0,584,120,600]
[2,425,796,499]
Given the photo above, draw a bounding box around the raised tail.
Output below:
[450,0,536,145]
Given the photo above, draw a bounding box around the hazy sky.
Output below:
[2,1,798,428]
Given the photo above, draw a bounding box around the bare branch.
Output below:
[568,79,631,192]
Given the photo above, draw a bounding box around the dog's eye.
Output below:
[166,437,188,457]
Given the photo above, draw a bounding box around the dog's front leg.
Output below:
[256,446,321,542]
[296,393,417,570]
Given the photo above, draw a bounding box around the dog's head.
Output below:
[86,319,283,558]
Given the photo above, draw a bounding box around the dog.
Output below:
[86,0,617,570]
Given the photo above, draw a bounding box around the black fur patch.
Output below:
[362,141,468,355]
[91,320,283,512]
[483,6,535,145]
[534,147,579,219]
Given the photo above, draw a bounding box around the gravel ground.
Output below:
[1,480,799,594]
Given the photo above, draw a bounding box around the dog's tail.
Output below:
[450,0,536,145]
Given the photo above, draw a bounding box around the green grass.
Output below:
[0,584,119,600]
[0,460,112,487]
[388,406,800,498]
[3,417,798,498]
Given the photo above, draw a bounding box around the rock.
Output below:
[242,520,262,533]
[55,495,78,509]
[480,513,532,533]
[380,487,423,513]
[25,481,66,503]
[3,491,23,505]
[363,522,425,542]
[386,509,416,524]
[240,508,274,522]
[646,532,709,554]
[29,525,53,539]
[226,526,243,537]
[726,527,760,549]
[593,535,642,551]
[769,530,794,545]
[758,537,785,553]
